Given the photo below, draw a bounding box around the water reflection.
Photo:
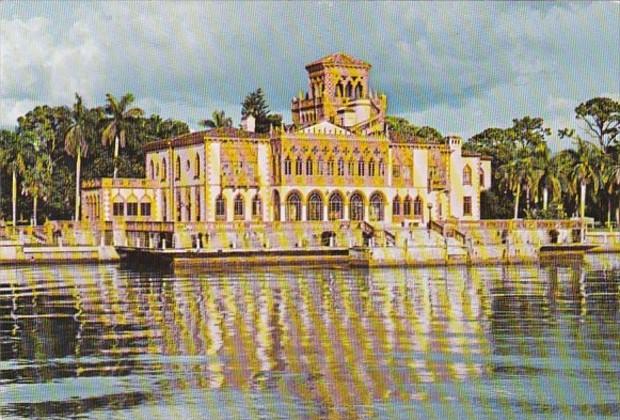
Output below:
[1,255,619,419]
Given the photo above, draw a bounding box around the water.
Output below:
[1,255,619,419]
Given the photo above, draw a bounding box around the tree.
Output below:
[21,153,52,226]
[241,88,281,133]
[64,94,92,221]
[199,110,233,129]
[573,97,620,153]
[385,116,442,141]
[567,138,601,239]
[1,130,37,228]
[101,93,144,178]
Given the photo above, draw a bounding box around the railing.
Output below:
[361,221,375,236]
[430,220,444,237]
[384,230,396,246]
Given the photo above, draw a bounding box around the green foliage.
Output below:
[199,110,233,129]
[241,88,282,133]
[385,116,442,141]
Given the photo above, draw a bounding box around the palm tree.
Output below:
[64,94,91,221]
[21,154,52,226]
[601,155,620,229]
[1,130,37,229]
[568,138,601,240]
[199,110,233,129]
[101,93,144,179]
[538,152,566,211]
[498,155,531,219]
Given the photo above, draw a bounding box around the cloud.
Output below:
[1,1,618,144]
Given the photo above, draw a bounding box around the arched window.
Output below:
[195,153,200,179]
[328,192,344,221]
[327,158,334,176]
[348,159,355,176]
[350,193,364,221]
[234,194,244,219]
[369,192,384,221]
[414,196,423,217]
[346,81,353,98]
[306,158,313,175]
[337,158,344,176]
[354,82,363,99]
[307,192,323,221]
[273,190,280,221]
[176,191,182,222]
[378,159,385,176]
[368,159,375,176]
[479,169,485,187]
[150,160,155,180]
[162,158,167,181]
[336,81,344,98]
[295,157,303,175]
[318,157,324,175]
[186,189,192,221]
[284,156,291,175]
[403,195,412,216]
[392,196,401,216]
[175,156,181,180]
[215,194,226,221]
[162,195,167,222]
[358,159,365,176]
[195,189,201,222]
[252,194,262,218]
[463,165,472,185]
[156,163,159,179]
[286,192,302,221]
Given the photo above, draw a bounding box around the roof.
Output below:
[305,52,371,70]
[143,128,268,152]
[297,120,352,136]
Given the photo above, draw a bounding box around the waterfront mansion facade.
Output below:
[81,53,491,230]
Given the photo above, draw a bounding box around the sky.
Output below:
[1,1,618,151]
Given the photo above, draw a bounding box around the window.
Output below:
[252,195,262,218]
[369,193,384,221]
[286,192,302,221]
[306,158,313,175]
[392,196,401,216]
[479,170,485,187]
[175,156,181,180]
[176,191,182,221]
[195,190,201,222]
[327,159,334,176]
[393,165,400,178]
[463,196,472,216]
[150,160,155,180]
[337,158,344,176]
[328,192,343,220]
[308,192,323,221]
[273,190,280,221]
[234,194,244,219]
[368,159,375,177]
[186,190,192,221]
[140,202,151,216]
[295,157,303,175]
[284,156,291,175]
[162,158,167,181]
[350,193,364,221]
[318,158,324,175]
[463,165,472,186]
[113,202,124,216]
[403,196,412,217]
[348,159,355,176]
[127,202,138,216]
[414,196,423,217]
[378,160,385,176]
[195,154,200,179]
[358,159,365,176]
[215,195,226,220]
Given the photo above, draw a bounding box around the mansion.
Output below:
[81,53,491,240]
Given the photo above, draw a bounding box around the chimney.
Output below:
[241,114,255,133]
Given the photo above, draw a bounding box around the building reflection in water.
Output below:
[1,255,619,418]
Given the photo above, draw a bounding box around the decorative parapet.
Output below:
[82,178,159,189]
